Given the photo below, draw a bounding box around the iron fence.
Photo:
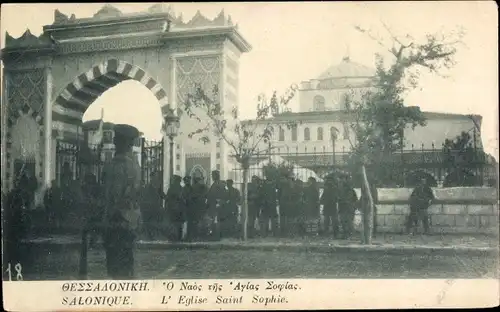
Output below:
[229,145,497,190]
[55,138,164,187]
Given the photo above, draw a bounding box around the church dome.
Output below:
[317,57,375,80]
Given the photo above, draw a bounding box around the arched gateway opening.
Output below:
[52,59,167,189]
[1,4,251,196]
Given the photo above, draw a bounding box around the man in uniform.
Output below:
[140,171,165,240]
[102,124,142,280]
[220,179,241,238]
[188,174,208,241]
[278,175,293,237]
[206,170,227,240]
[407,178,435,235]
[247,176,262,238]
[320,176,339,237]
[166,175,184,241]
[304,177,320,236]
[337,175,358,239]
[260,174,278,237]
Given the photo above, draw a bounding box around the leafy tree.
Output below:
[344,22,464,244]
[442,131,482,187]
[183,83,297,240]
[262,161,295,183]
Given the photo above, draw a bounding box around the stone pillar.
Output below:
[1,71,8,193]
[219,53,228,180]
[163,55,177,193]
[43,67,53,189]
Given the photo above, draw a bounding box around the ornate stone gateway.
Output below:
[1,4,251,193]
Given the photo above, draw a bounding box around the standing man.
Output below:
[337,175,358,239]
[206,170,227,240]
[102,124,142,280]
[260,175,278,237]
[140,171,165,240]
[321,176,339,238]
[407,178,435,235]
[277,176,293,237]
[221,179,241,238]
[247,176,261,238]
[188,174,208,241]
[304,177,320,236]
[166,175,184,241]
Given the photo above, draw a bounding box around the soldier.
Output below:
[180,176,192,239]
[337,175,358,239]
[247,176,262,238]
[188,174,208,241]
[221,179,241,238]
[206,170,227,240]
[407,178,435,235]
[140,171,165,240]
[278,176,293,237]
[320,176,339,237]
[102,124,142,279]
[290,179,305,236]
[166,175,184,241]
[260,175,278,237]
[304,177,320,235]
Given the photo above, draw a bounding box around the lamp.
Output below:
[163,109,180,183]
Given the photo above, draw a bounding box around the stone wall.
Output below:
[362,187,498,234]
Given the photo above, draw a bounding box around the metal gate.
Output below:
[141,138,164,188]
[55,141,104,185]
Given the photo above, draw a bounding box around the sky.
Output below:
[1,2,498,158]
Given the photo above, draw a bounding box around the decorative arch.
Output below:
[317,127,324,141]
[190,164,208,185]
[52,59,169,129]
[304,127,311,141]
[6,113,43,189]
[313,95,325,111]
[405,170,438,188]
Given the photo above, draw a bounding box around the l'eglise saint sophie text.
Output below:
[61,282,149,307]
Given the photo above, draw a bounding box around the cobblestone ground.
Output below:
[20,238,498,281]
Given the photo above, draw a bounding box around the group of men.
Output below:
[158,171,242,242]
[3,123,437,280]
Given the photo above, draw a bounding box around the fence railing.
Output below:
[229,147,497,189]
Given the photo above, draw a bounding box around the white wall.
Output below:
[404,117,479,149]
[299,82,375,112]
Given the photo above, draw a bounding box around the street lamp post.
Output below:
[164,111,180,183]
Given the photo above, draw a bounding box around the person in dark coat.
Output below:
[407,178,435,235]
[260,176,278,237]
[290,179,305,236]
[320,176,340,237]
[220,179,241,238]
[102,124,142,279]
[4,177,30,267]
[338,176,358,239]
[303,177,320,235]
[278,176,293,237]
[81,173,102,248]
[166,175,184,241]
[359,180,379,238]
[188,175,208,241]
[247,176,262,238]
[140,171,165,240]
[44,179,63,228]
[206,170,227,240]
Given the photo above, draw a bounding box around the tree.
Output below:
[344,22,464,244]
[442,131,482,187]
[183,83,297,240]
